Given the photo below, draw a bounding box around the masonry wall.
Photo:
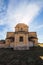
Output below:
[0,44,5,48]
[5,23,38,49]
[14,33,29,47]
[29,32,38,46]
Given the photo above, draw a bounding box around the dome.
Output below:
[15,23,28,32]
[15,23,28,28]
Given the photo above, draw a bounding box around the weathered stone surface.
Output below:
[0,23,38,49]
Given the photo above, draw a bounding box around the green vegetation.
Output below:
[0,46,43,65]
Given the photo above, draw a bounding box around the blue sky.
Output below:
[0,0,43,43]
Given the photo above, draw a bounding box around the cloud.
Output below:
[0,27,7,40]
[0,0,43,42]
[14,3,40,24]
[38,35,43,43]
[35,25,43,30]
[29,24,43,43]
[30,24,43,32]
[4,1,41,29]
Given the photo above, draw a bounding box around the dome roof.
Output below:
[15,23,28,28]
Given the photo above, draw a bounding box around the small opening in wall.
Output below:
[8,37,14,42]
[21,28,23,31]
[19,36,23,42]
[11,37,14,42]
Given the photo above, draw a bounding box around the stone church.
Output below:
[5,23,38,50]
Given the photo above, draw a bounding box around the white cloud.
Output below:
[0,0,3,8]
[0,28,7,40]
[29,24,43,43]
[30,24,43,32]
[0,0,43,42]
[0,20,4,25]
[35,25,43,30]
[38,35,43,43]
[5,2,40,30]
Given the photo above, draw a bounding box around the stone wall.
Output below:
[2,23,38,50]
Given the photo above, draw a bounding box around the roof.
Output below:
[15,23,28,28]
[0,40,5,44]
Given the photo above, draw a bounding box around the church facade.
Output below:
[5,23,38,50]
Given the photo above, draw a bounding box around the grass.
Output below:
[38,43,43,47]
[0,46,43,65]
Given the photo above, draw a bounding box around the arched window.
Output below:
[19,36,23,42]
